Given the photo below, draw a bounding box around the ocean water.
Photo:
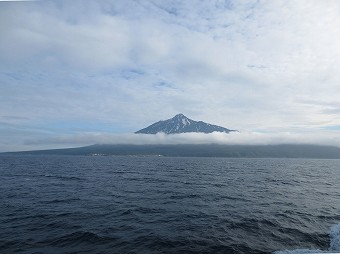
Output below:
[0,155,340,254]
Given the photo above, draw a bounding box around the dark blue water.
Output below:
[1,156,340,254]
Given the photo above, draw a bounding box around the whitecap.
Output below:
[274,223,340,254]
[330,223,340,251]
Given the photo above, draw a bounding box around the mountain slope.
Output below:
[5,144,340,159]
[135,114,235,134]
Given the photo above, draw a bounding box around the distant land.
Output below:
[135,113,236,134]
[4,144,340,159]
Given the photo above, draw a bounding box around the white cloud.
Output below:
[15,130,340,151]
[1,0,340,151]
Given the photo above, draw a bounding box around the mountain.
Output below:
[135,113,236,134]
[5,144,340,159]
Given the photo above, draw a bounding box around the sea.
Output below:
[0,155,340,254]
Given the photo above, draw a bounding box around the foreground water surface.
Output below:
[1,155,340,254]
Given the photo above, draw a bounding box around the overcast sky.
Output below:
[1,0,340,151]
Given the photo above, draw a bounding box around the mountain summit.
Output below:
[135,114,236,134]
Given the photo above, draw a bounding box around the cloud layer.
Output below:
[6,131,339,152]
[1,0,340,151]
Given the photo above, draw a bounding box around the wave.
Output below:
[41,174,85,181]
[39,198,81,204]
[38,231,117,247]
[274,223,340,254]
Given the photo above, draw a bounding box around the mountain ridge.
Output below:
[135,113,236,134]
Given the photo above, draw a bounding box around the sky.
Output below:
[1,0,340,152]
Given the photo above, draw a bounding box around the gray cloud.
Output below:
[1,0,340,151]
